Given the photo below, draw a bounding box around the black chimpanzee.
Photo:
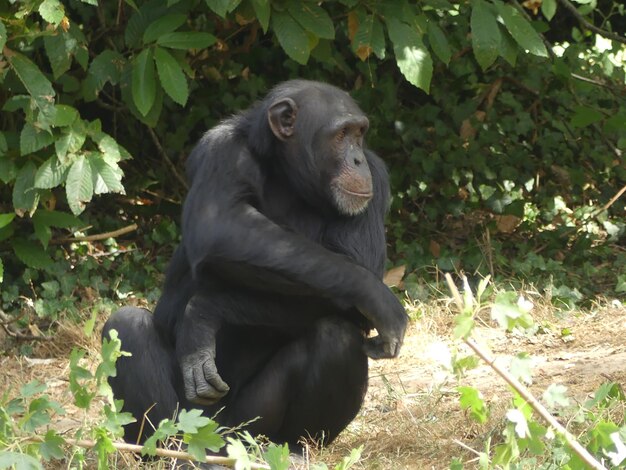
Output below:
[103,80,408,447]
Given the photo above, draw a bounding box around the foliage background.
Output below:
[0,0,625,326]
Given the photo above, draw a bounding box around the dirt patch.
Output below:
[2,302,626,469]
[325,302,626,469]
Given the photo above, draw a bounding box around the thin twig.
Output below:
[444,273,607,470]
[49,438,271,469]
[145,126,188,190]
[556,0,626,45]
[571,73,614,90]
[453,439,482,458]
[53,224,138,244]
[601,184,626,213]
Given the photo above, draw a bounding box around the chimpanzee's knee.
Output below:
[102,307,180,443]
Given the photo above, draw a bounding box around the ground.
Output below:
[2,297,626,469]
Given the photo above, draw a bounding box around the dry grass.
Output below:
[2,291,626,469]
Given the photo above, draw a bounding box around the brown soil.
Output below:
[2,300,626,469]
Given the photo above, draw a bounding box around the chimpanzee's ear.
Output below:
[268,98,298,140]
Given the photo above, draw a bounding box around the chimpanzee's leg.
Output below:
[102,307,181,444]
[213,317,369,447]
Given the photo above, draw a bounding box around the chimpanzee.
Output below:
[103,80,408,447]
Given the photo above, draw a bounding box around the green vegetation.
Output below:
[1,0,625,468]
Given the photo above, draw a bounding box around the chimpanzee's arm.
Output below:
[182,147,406,360]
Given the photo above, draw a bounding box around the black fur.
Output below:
[103,80,408,447]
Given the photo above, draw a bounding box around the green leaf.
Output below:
[541,0,557,20]
[205,0,241,17]
[98,332,132,384]
[142,419,178,456]
[186,423,225,460]
[0,132,6,156]
[471,0,501,69]
[132,48,157,116]
[20,123,54,156]
[44,32,74,79]
[39,0,65,26]
[143,13,187,43]
[69,349,96,408]
[3,95,30,112]
[495,1,548,57]
[22,381,47,398]
[33,221,52,248]
[56,126,86,162]
[13,162,40,216]
[458,386,488,423]
[272,11,310,65]
[386,18,433,93]
[453,313,475,339]
[263,444,291,470]
[52,105,79,127]
[102,402,136,437]
[90,154,125,195]
[34,156,71,189]
[251,0,271,32]
[40,430,65,461]
[0,213,15,229]
[288,1,334,40]
[352,14,386,61]
[94,133,123,163]
[12,239,54,269]
[177,409,211,433]
[157,32,217,50]
[490,291,534,331]
[0,20,7,51]
[66,154,94,215]
[154,46,189,106]
[0,258,3,283]
[226,439,252,469]
[7,51,56,101]
[509,353,533,385]
[499,26,518,66]
[0,452,43,470]
[121,63,164,126]
[427,22,451,65]
[335,445,363,470]
[543,383,570,408]
[82,50,125,101]
[571,106,604,128]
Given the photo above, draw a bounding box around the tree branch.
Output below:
[52,224,138,244]
[62,438,271,469]
[445,273,607,470]
[145,126,189,190]
[556,0,626,45]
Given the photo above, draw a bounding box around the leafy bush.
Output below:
[2,1,625,312]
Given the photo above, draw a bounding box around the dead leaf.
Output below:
[460,111,486,141]
[495,215,521,234]
[356,45,372,61]
[383,265,406,287]
[522,0,542,15]
[429,240,441,258]
[347,11,359,41]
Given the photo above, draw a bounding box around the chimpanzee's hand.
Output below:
[181,349,230,406]
[360,285,408,359]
